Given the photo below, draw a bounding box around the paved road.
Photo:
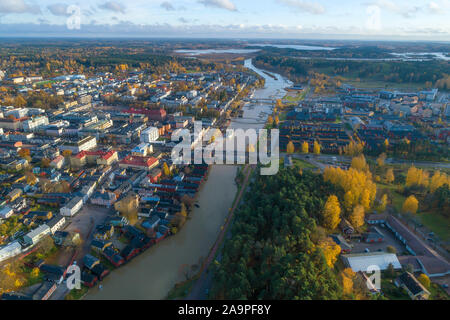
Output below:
[186,165,254,300]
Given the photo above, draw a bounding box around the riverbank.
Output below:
[85,165,237,299]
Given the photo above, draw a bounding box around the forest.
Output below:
[253,54,450,89]
[211,169,344,300]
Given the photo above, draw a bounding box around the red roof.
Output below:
[124,108,166,119]
[119,155,158,168]
[74,150,116,160]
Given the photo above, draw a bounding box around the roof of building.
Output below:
[342,252,402,272]
[398,272,430,296]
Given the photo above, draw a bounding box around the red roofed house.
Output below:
[70,150,118,168]
[119,155,159,171]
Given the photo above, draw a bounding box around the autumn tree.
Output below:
[162,162,171,176]
[406,166,429,188]
[402,195,419,214]
[286,141,295,154]
[267,116,274,126]
[385,168,395,184]
[341,268,356,297]
[301,141,309,154]
[318,237,341,268]
[351,154,369,173]
[322,195,341,230]
[376,153,386,167]
[417,273,430,289]
[349,205,365,229]
[313,141,321,155]
[379,194,388,212]
[429,171,450,193]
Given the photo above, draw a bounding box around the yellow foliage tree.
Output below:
[322,195,341,230]
[379,194,388,212]
[341,268,356,296]
[301,141,309,154]
[267,116,274,126]
[163,162,170,176]
[351,154,369,173]
[313,141,321,155]
[429,171,450,193]
[349,205,365,229]
[402,195,419,214]
[286,141,295,154]
[318,237,341,267]
[406,166,429,188]
[417,273,430,289]
[385,168,395,184]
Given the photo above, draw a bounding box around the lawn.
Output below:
[419,212,450,242]
[293,159,316,170]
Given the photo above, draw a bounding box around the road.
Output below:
[186,164,254,300]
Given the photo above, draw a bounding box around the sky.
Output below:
[0,0,449,40]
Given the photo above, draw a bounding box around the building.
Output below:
[131,143,153,156]
[60,136,97,154]
[0,241,22,263]
[0,205,14,219]
[70,150,118,167]
[395,272,430,300]
[60,196,83,217]
[363,227,385,243]
[119,155,159,171]
[341,252,402,273]
[90,191,117,207]
[50,155,65,169]
[24,224,51,245]
[46,215,66,234]
[140,126,159,143]
[23,116,49,132]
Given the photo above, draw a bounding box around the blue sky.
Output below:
[0,0,449,40]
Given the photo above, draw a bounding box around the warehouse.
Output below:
[342,252,402,272]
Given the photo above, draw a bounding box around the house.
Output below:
[81,271,98,288]
[31,281,57,300]
[94,224,114,240]
[50,155,65,169]
[142,216,160,231]
[60,196,83,217]
[7,188,22,202]
[341,252,402,272]
[363,227,385,243]
[395,272,430,300]
[119,155,159,171]
[331,234,352,253]
[91,263,110,280]
[103,246,125,267]
[83,254,100,270]
[46,215,66,234]
[39,264,66,284]
[121,245,140,261]
[90,191,117,207]
[339,219,355,235]
[23,224,51,245]
[91,239,112,252]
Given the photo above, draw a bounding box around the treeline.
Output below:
[253,55,450,89]
[211,169,343,299]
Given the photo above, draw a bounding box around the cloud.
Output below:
[367,0,419,18]
[428,0,450,14]
[277,0,325,14]
[47,3,70,17]
[98,1,126,14]
[198,0,237,12]
[161,1,175,11]
[0,0,41,14]
[178,17,188,23]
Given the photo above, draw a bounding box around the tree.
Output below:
[318,237,341,268]
[417,274,431,289]
[62,150,72,158]
[313,141,321,155]
[349,205,365,229]
[386,263,396,278]
[386,245,396,254]
[379,194,388,212]
[351,154,369,172]
[406,166,429,188]
[18,148,30,158]
[376,153,386,167]
[267,116,274,126]
[286,141,295,154]
[341,268,356,296]
[41,158,51,168]
[402,195,419,214]
[162,162,170,176]
[322,195,341,230]
[301,141,309,154]
[429,171,449,193]
[385,168,395,184]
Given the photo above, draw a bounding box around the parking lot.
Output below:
[350,225,409,255]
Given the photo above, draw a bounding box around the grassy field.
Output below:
[293,159,316,170]
[420,212,450,242]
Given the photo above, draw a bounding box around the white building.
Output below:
[46,215,66,234]
[140,127,159,143]
[5,108,27,119]
[342,252,402,273]
[23,116,49,132]
[60,196,83,217]
[60,136,97,154]
[24,224,51,245]
[0,241,22,263]
[0,205,14,219]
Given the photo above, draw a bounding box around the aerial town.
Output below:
[0,40,448,303]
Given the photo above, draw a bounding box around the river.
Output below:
[85,59,290,299]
